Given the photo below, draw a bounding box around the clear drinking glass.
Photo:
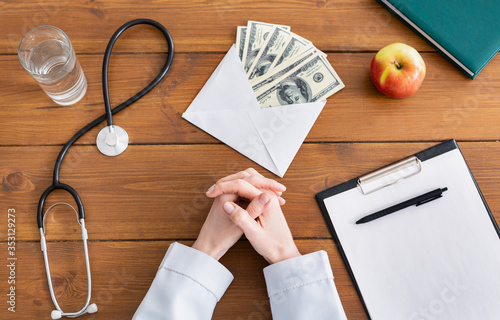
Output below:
[18,26,87,106]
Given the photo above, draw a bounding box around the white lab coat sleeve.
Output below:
[132,242,234,320]
[263,250,348,320]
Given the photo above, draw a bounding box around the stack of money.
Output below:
[237,21,345,108]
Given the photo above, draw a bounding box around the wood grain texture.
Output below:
[2,1,500,319]
[1,51,499,146]
[0,240,367,320]
[2,142,500,242]
[0,0,429,55]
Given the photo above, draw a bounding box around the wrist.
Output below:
[192,239,226,261]
[268,246,301,264]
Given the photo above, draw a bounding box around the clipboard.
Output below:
[316,140,500,320]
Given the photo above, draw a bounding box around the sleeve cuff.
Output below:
[160,242,234,301]
[263,250,333,297]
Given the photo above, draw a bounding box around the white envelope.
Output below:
[182,44,328,178]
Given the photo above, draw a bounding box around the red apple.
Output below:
[371,43,426,98]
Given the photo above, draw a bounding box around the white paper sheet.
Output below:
[324,148,500,320]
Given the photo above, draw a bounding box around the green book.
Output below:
[377,0,500,79]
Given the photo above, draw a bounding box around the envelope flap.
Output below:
[246,100,327,176]
[182,109,281,175]
[187,44,259,112]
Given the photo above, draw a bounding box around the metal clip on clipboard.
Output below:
[357,156,422,195]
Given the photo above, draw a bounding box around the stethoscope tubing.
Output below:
[37,183,85,228]
[102,19,175,127]
[37,18,174,229]
[36,18,174,319]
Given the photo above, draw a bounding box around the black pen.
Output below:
[356,187,448,224]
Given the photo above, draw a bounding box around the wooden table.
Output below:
[1,1,499,319]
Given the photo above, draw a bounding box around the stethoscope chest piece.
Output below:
[96,125,129,156]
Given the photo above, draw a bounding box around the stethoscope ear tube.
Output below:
[40,202,94,318]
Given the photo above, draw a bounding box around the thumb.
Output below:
[245,192,271,220]
[224,202,260,238]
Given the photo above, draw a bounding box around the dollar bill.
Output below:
[236,26,247,61]
[250,46,319,92]
[268,33,312,71]
[241,21,290,73]
[247,26,291,80]
[255,55,344,108]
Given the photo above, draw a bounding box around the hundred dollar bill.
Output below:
[241,21,290,73]
[255,55,344,108]
[268,32,312,71]
[250,46,319,92]
[236,26,247,61]
[247,26,291,80]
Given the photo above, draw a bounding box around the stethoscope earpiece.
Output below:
[51,310,62,319]
[87,303,98,313]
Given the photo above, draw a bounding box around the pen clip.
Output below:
[416,194,442,206]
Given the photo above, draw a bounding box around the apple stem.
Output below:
[393,60,402,69]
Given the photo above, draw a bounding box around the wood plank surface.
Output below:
[0,0,429,55]
[0,240,367,320]
[1,51,499,146]
[2,0,500,319]
[2,142,500,242]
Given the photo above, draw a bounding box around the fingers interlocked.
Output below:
[206,168,286,205]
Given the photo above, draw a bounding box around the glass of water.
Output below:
[18,26,87,106]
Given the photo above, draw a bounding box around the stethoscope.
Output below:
[37,18,174,319]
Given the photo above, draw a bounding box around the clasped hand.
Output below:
[192,168,301,264]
